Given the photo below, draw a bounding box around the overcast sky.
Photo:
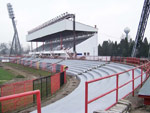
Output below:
[0,0,149,48]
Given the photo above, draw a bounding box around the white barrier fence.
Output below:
[85,56,111,61]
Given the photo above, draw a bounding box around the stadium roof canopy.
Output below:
[26,19,98,42]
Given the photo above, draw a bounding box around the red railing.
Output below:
[0,57,67,112]
[0,90,41,113]
[85,58,150,113]
[1,80,33,113]
[111,57,141,65]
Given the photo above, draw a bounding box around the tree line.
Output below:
[0,42,30,55]
[98,37,149,58]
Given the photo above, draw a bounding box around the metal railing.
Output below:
[0,90,41,113]
[0,57,67,113]
[85,57,150,113]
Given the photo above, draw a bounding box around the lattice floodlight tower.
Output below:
[131,0,150,57]
[7,3,21,56]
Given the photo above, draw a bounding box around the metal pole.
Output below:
[36,91,42,113]
[148,44,150,59]
[31,42,33,52]
[85,82,88,113]
[141,66,143,87]
[116,74,119,103]
[49,41,51,51]
[36,42,38,52]
[60,35,63,50]
[73,15,76,55]
[132,69,135,96]
[46,77,48,97]
[41,78,42,100]
[43,42,44,51]
[51,41,52,51]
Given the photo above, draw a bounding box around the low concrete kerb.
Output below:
[94,99,131,113]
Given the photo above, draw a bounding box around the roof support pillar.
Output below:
[73,15,76,55]
[36,42,38,52]
[60,34,63,50]
[31,41,33,52]
[50,41,52,51]
[43,42,45,51]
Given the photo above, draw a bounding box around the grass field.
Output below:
[0,67,15,84]
[5,63,51,76]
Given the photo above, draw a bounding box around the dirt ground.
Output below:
[1,63,37,84]
[125,87,150,113]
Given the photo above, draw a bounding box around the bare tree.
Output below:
[0,43,10,55]
[23,44,30,54]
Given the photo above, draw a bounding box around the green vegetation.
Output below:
[5,63,51,76]
[0,67,15,84]
[16,75,25,78]
[98,37,149,58]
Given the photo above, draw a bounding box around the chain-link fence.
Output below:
[33,71,66,100]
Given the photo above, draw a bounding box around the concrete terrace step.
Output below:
[96,68,110,76]
[31,61,143,113]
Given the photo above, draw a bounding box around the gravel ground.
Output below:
[125,87,150,113]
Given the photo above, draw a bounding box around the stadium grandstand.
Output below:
[26,12,98,58]
[1,1,150,113]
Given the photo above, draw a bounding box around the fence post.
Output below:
[13,84,16,110]
[141,66,143,87]
[46,77,48,97]
[41,79,42,100]
[148,68,149,77]
[33,80,35,103]
[146,69,148,78]
[36,91,41,113]
[85,82,88,113]
[24,83,26,106]
[1,87,3,113]
[116,74,119,103]
[147,68,149,79]
[132,69,134,96]
[147,66,150,78]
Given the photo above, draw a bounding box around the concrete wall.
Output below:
[69,33,98,56]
